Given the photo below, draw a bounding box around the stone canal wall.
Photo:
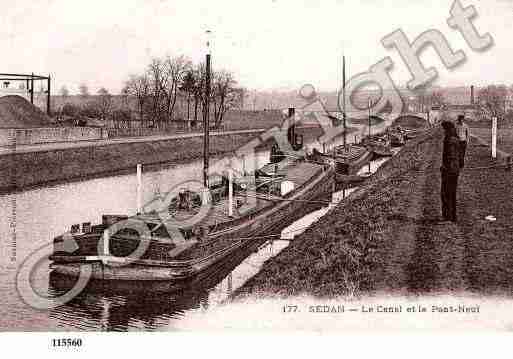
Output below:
[0,127,327,194]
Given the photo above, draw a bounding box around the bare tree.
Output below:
[123,56,241,131]
[124,74,150,125]
[180,70,196,121]
[192,64,205,123]
[60,85,69,97]
[97,87,113,122]
[211,70,241,128]
[148,58,168,127]
[478,85,509,116]
[428,90,445,107]
[163,55,191,123]
[78,83,89,99]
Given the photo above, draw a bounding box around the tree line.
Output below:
[56,55,244,129]
[476,84,511,117]
[123,55,244,129]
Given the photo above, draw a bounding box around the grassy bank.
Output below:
[470,123,513,154]
[235,127,441,298]
[0,126,336,194]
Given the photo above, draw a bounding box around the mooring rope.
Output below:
[227,222,324,243]
[237,192,335,205]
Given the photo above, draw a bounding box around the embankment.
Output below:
[0,95,53,129]
[0,127,335,194]
[235,126,442,298]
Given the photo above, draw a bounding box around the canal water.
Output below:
[0,124,394,331]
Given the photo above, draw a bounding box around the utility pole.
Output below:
[368,97,372,139]
[368,97,372,173]
[203,30,212,188]
[46,74,51,116]
[30,73,34,104]
[342,55,347,148]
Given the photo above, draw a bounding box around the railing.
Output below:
[106,124,227,139]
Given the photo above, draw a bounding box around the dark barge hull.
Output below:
[334,149,373,175]
[50,166,334,284]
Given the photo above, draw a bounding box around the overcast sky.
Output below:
[1,0,512,94]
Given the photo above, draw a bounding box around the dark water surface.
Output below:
[0,124,394,331]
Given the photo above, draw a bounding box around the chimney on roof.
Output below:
[470,85,475,105]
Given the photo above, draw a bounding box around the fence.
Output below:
[106,123,227,138]
[0,127,108,147]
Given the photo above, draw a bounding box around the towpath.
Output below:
[236,125,513,297]
[406,128,513,295]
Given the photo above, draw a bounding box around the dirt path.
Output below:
[406,134,467,293]
[458,136,513,295]
[235,129,513,298]
[367,130,467,294]
[365,133,512,295]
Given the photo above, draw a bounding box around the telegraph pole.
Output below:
[368,97,372,173]
[342,55,347,148]
[46,74,51,116]
[368,97,372,139]
[203,30,212,188]
[30,73,34,104]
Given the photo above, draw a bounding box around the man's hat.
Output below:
[441,120,455,131]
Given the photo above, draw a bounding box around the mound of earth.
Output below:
[0,95,52,128]
[392,115,427,129]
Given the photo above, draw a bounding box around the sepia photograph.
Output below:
[1,0,513,355]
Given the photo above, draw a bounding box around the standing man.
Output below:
[455,114,470,168]
[440,121,461,222]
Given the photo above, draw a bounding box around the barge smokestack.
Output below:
[471,85,475,105]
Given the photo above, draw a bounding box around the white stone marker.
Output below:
[492,117,497,159]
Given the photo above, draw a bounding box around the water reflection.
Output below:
[0,122,395,331]
[47,239,290,331]
[43,148,394,331]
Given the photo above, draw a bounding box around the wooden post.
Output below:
[228,169,233,217]
[46,74,51,116]
[342,55,347,148]
[30,73,34,104]
[103,230,110,257]
[368,98,371,173]
[492,116,497,159]
[203,31,212,188]
[136,164,142,214]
